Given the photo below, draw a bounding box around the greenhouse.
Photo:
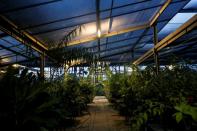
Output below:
[0,0,197,130]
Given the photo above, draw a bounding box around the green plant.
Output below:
[0,67,63,131]
[174,103,197,123]
[47,75,94,118]
[79,78,94,104]
[0,67,95,131]
[106,64,197,130]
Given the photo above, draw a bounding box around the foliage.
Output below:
[47,25,95,68]
[0,67,62,131]
[95,83,105,96]
[47,75,94,117]
[48,47,94,65]
[106,64,197,131]
[174,102,197,122]
[79,78,95,104]
[0,67,94,131]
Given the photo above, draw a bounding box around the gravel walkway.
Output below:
[67,96,130,131]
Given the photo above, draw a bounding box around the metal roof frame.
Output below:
[0,0,196,67]
[133,15,197,65]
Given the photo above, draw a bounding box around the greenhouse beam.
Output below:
[62,0,171,46]
[87,18,173,50]
[96,0,101,58]
[66,24,149,46]
[20,0,149,31]
[133,15,197,65]
[153,24,159,75]
[149,0,172,26]
[0,15,48,54]
[40,53,45,80]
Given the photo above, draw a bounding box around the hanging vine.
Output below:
[47,25,96,77]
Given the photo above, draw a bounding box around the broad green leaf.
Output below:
[143,113,148,121]
[174,112,183,123]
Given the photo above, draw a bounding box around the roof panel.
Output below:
[110,7,159,32]
[112,0,165,17]
[159,13,196,40]
[0,0,196,66]
[5,0,96,27]
[0,36,22,46]
[0,49,12,56]
[0,0,50,11]
[100,0,112,10]
[184,0,197,9]
[158,0,190,21]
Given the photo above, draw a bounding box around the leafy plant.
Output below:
[174,103,197,122]
[0,67,95,131]
[47,75,94,118]
[106,64,197,130]
[0,67,63,131]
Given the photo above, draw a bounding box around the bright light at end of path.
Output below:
[97,29,101,38]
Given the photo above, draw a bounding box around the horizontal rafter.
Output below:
[133,15,197,65]
[32,0,172,36]
[64,0,172,47]
[0,15,48,53]
[80,17,171,50]
[67,24,149,46]
[21,0,150,30]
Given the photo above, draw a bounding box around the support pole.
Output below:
[49,66,52,80]
[153,24,159,75]
[119,65,120,73]
[40,53,45,80]
[74,66,77,76]
[96,0,101,59]
[124,65,126,74]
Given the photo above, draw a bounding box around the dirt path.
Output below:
[67,96,130,131]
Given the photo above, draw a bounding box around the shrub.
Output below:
[107,64,197,130]
[0,67,95,131]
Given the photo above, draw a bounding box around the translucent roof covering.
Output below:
[0,0,196,66]
[159,13,196,39]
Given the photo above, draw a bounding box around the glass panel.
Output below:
[5,0,96,28]
[184,0,197,9]
[0,49,12,56]
[159,13,196,39]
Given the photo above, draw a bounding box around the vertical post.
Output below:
[124,65,126,74]
[119,65,120,73]
[49,66,51,80]
[153,24,159,75]
[74,66,77,76]
[83,66,84,77]
[40,52,45,80]
[96,0,101,59]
